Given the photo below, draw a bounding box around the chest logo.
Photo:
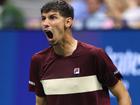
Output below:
[74,67,80,74]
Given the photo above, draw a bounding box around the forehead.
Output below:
[41,11,61,16]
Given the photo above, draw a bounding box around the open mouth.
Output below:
[45,31,53,39]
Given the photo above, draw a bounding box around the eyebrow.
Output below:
[41,14,58,18]
[42,12,59,16]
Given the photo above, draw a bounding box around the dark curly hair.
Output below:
[41,0,74,19]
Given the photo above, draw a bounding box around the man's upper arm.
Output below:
[36,95,47,105]
[29,55,46,96]
[109,80,131,105]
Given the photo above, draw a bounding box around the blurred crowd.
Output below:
[0,0,140,30]
[72,0,140,30]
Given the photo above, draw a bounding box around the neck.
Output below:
[53,33,77,57]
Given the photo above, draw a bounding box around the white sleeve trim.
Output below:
[29,81,35,86]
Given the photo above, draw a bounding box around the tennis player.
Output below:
[29,0,131,105]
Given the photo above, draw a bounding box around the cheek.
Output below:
[51,20,65,36]
[54,28,64,40]
[54,23,65,33]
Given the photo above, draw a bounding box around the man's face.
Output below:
[41,11,67,46]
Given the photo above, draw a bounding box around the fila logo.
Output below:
[74,67,80,74]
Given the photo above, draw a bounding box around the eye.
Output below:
[49,15,57,20]
[41,16,46,21]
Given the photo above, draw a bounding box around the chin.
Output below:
[49,41,58,46]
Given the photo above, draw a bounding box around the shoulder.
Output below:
[78,41,108,60]
[79,41,103,55]
[31,47,52,61]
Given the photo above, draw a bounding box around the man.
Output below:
[29,0,131,105]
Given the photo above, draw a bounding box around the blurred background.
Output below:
[0,0,140,105]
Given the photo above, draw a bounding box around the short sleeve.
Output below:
[29,55,46,96]
[96,49,123,87]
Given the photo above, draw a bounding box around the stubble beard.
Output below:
[48,39,60,47]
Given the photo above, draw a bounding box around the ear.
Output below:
[65,17,73,28]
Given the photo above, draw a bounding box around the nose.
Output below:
[42,19,50,29]
[43,24,49,29]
